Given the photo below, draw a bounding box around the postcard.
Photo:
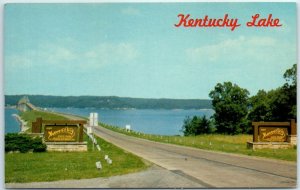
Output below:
[3,2,297,188]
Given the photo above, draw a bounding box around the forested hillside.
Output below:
[5,95,212,109]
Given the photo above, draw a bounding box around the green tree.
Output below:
[281,63,297,119]
[209,82,250,134]
[270,64,297,121]
[248,90,272,121]
[181,115,212,136]
[269,87,294,121]
[248,64,296,122]
[284,64,296,86]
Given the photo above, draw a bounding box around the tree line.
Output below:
[182,64,296,136]
[5,95,212,110]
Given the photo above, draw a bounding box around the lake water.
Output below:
[5,108,21,134]
[47,108,214,135]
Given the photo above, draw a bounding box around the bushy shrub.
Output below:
[181,115,214,136]
[31,137,47,152]
[5,133,46,153]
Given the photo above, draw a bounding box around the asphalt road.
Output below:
[49,112,297,188]
[93,125,297,188]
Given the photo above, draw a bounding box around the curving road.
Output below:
[92,125,296,188]
[60,113,296,188]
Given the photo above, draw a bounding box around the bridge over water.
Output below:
[16,96,39,112]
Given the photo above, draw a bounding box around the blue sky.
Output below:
[4,3,297,99]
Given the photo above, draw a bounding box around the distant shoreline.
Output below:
[5,95,212,110]
[12,114,28,133]
[5,105,17,109]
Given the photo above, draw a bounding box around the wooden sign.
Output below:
[258,127,288,142]
[252,119,296,143]
[32,118,86,142]
[44,125,78,142]
[32,117,42,133]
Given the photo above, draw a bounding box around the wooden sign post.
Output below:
[32,118,87,151]
[248,119,297,149]
[42,119,86,142]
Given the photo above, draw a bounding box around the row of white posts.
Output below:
[88,113,115,170]
[95,155,113,170]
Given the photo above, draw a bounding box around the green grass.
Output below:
[5,134,148,183]
[100,123,297,162]
[20,110,67,132]
[5,110,148,183]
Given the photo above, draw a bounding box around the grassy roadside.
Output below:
[5,110,148,183]
[5,134,148,183]
[20,110,67,132]
[100,123,297,162]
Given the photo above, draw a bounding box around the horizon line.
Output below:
[4,94,212,101]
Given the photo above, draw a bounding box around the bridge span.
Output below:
[16,96,39,111]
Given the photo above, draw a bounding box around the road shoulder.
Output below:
[5,165,204,188]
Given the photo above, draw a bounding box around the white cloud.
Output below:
[184,35,296,94]
[5,42,78,70]
[84,42,139,66]
[186,36,294,66]
[5,41,139,71]
[40,44,77,63]
[121,7,140,16]
[276,20,291,33]
[5,55,33,69]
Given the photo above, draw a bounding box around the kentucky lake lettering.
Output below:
[174,14,240,31]
[175,14,282,31]
[246,14,282,27]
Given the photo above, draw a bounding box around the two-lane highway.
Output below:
[93,125,296,188]
[60,113,296,188]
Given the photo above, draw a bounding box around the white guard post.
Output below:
[87,126,92,134]
[95,161,102,170]
[89,113,98,151]
[125,124,131,132]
